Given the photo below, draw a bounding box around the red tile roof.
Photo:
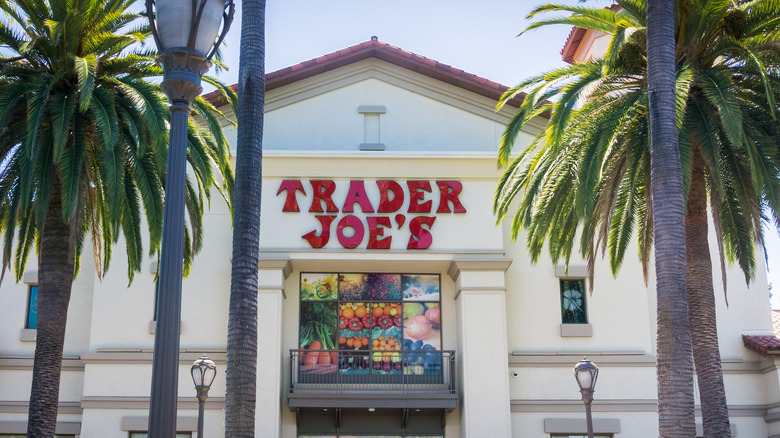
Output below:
[561,27,588,64]
[742,334,780,357]
[560,4,622,64]
[203,36,525,108]
[743,310,780,357]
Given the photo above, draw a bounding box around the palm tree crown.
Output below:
[495,1,780,436]
[496,0,780,287]
[0,0,236,280]
[0,0,237,435]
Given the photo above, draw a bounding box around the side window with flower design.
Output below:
[560,279,587,324]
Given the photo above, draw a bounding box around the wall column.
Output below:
[448,257,512,438]
[255,258,291,438]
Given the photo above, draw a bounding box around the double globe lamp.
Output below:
[144,1,234,437]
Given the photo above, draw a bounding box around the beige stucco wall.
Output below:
[0,56,777,438]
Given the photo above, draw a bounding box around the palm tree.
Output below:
[495,1,780,436]
[225,0,266,435]
[645,0,696,435]
[0,0,236,435]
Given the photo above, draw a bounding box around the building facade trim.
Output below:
[512,399,767,417]
[0,355,83,370]
[258,258,293,279]
[120,416,198,431]
[447,257,512,282]
[0,420,81,435]
[80,350,226,364]
[80,396,225,410]
[0,401,82,415]
[543,418,621,433]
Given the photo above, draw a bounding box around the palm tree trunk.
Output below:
[225,0,266,436]
[687,152,731,437]
[27,179,74,437]
[646,0,697,436]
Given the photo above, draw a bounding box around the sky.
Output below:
[206,0,780,308]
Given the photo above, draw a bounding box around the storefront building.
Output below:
[0,37,779,438]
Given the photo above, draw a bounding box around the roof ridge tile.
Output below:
[203,37,529,109]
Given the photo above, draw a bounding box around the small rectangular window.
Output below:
[26,285,38,329]
[560,279,587,324]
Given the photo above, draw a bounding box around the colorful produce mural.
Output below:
[402,274,440,301]
[299,302,338,373]
[299,436,442,438]
[301,273,338,301]
[365,273,402,300]
[300,273,442,376]
[403,302,441,374]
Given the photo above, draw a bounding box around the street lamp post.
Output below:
[191,355,217,438]
[145,1,233,437]
[574,357,599,438]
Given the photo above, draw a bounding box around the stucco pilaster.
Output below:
[255,258,291,438]
[449,257,512,438]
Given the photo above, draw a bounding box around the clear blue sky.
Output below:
[210,0,779,307]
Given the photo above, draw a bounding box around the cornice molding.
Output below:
[121,416,198,431]
[508,352,762,374]
[0,420,80,435]
[81,349,226,365]
[81,396,225,410]
[0,400,81,415]
[447,256,512,282]
[511,399,766,417]
[258,257,293,279]
[0,355,83,371]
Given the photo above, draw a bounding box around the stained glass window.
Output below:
[26,285,38,329]
[559,279,587,324]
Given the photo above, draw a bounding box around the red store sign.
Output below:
[277,180,466,250]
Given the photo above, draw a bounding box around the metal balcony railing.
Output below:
[289,349,457,395]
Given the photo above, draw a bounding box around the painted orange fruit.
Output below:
[342,307,355,319]
[355,306,367,318]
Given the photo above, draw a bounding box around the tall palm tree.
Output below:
[225,0,266,435]
[645,0,696,435]
[0,0,236,435]
[495,1,780,436]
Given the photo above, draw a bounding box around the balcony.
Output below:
[288,349,458,411]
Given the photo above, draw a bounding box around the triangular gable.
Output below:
[204,37,526,108]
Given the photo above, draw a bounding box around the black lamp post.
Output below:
[574,357,599,438]
[191,355,217,438]
[144,1,233,437]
